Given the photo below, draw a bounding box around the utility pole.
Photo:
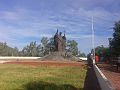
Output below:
[92,16,95,64]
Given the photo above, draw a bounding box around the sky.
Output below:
[0,0,120,54]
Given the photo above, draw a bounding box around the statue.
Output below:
[41,29,80,61]
[54,29,66,52]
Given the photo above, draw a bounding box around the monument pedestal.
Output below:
[42,51,65,61]
[41,51,80,61]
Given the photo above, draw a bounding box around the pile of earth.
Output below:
[40,52,80,61]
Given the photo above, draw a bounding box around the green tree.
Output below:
[41,37,49,55]
[21,41,38,56]
[47,37,55,52]
[41,37,49,46]
[95,45,110,62]
[36,44,44,57]
[0,42,19,56]
[66,40,78,56]
[12,47,19,56]
[111,21,120,56]
[78,51,86,57]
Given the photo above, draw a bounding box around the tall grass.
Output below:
[0,64,86,90]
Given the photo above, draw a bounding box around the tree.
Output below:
[0,42,19,56]
[21,41,38,56]
[47,37,55,52]
[20,37,55,57]
[36,44,44,57]
[78,51,86,57]
[95,45,110,62]
[111,21,120,56]
[66,40,78,56]
[12,47,19,56]
[41,37,49,55]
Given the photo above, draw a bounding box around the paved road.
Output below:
[83,64,101,90]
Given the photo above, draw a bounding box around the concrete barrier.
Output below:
[0,57,41,60]
[93,64,115,90]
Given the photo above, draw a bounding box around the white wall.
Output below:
[0,57,41,60]
[79,57,87,61]
[93,65,115,90]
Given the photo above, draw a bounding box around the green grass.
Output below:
[0,64,87,90]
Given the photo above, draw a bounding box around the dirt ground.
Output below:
[4,60,85,67]
[98,64,120,90]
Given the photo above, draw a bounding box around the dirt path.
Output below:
[83,64,101,90]
[4,60,85,67]
[98,64,120,90]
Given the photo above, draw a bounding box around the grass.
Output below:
[0,64,87,90]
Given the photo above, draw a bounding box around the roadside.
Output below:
[83,64,101,90]
[98,63,120,90]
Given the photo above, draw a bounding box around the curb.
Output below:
[93,64,115,90]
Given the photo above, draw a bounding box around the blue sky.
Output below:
[0,0,120,54]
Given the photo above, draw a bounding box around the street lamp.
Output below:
[92,17,95,64]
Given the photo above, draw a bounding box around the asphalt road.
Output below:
[83,64,101,90]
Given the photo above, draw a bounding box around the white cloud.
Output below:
[67,34,92,39]
[0,0,120,54]
[0,9,26,21]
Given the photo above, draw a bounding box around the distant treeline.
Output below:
[0,37,86,57]
[0,42,19,56]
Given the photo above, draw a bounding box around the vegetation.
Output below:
[0,37,85,57]
[21,41,38,56]
[93,20,120,62]
[0,64,86,90]
[66,40,78,56]
[95,45,110,62]
[0,42,19,56]
[110,20,120,56]
[78,51,86,57]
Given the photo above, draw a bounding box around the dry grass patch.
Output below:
[0,63,87,90]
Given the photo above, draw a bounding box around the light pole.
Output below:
[92,17,95,64]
